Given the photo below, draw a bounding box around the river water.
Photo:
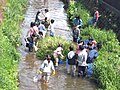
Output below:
[18,0,97,90]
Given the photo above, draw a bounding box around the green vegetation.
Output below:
[80,0,120,41]
[1,0,28,46]
[0,0,28,89]
[67,1,120,90]
[36,36,76,60]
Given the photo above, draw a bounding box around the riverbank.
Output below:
[67,1,120,90]
[0,0,28,89]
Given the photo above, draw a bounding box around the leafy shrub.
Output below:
[0,33,19,90]
[67,1,92,25]
[36,36,76,60]
[1,0,28,46]
[68,1,120,90]
[0,0,28,89]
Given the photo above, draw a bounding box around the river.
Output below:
[18,0,97,90]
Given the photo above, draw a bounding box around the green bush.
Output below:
[68,1,120,90]
[1,0,28,46]
[0,0,28,89]
[36,36,76,60]
[0,32,19,90]
[67,1,92,25]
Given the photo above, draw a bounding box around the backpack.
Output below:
[67,53,78,65]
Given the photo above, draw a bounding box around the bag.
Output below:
[67,53,78,65]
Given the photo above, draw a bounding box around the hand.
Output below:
[61,55,64,59]
[52,71,55,75]
[37,70,42,74]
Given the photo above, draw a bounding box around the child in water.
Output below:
[40,55,55,83]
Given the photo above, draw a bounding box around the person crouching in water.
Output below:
[53,44,64,68]
[25,34,38,52]
[67,46,77,77]
[40,55,55,83]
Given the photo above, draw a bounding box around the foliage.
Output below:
[36,36,76,60]
[80,0,120,41]
[68,1,120,90]
[67,0,92,25]
[0,33,19,90]
[1,0,28,46]
[0,0,28,89]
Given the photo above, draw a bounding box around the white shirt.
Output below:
[48,23,55,33]
[41,60,55,73]
[78,49,87,66]
[67,51,75,59]
[45,12,50,21]
[54,47,63,55]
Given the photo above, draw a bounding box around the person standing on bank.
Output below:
[72,25,80,43]
[93,7,100,27]
[89,7,100,28]
[73,16,82,29]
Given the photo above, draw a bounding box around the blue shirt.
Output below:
[88,49,98,62]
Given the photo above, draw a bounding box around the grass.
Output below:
[0,0,28,89]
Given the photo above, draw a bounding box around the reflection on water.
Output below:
[18,0,97,90]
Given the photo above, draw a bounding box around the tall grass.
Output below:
[67,1,120,90]
[0,0,28,89]
[1,0,28,46]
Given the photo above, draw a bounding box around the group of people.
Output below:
[25,7,100,84]
[72,7,100,43]
[72,16,82,42]
[24,8,64,83]
[67,38,99,77]
[37,44,64,83]
[38,37,99,84]
[25,9,55,52]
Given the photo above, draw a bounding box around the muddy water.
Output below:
[18,0,97,90]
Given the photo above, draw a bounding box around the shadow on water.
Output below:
[18,0,97,90]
